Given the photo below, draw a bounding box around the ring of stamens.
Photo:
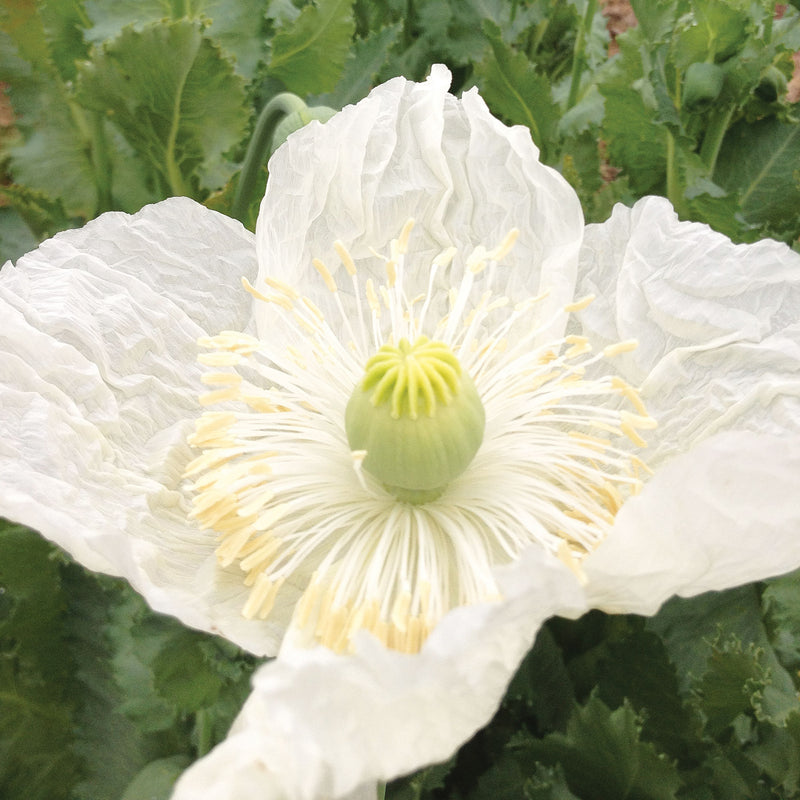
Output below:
[186,220,657,653]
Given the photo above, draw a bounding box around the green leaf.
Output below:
[762,567,800,673]
[474,20,560,162]
[268,0,356,95]
[597,33,668,194]
[628,0,680,43]
[0,187,71,249]
[387,755,456,800]
[465,754,530,800]
[83,0,269,80]
[684,747,755,800]
[715,116,800,241]
[63,568,157,800]
[595,623,701,762]
[153,630,231,712]
[314,23,402,108]
[523,764,581,800]
[672,0,751,67]
[0,207,37,262]
[0,0,50,71]
[5,81,101,220]
[77,19,248,197]
[38,0,91,80]
[121,755,191,800]
[745,710,800,796]
[505,625,574,734]
[694,636,766,739]
[647,586,769,694]
[0,523,81,800]
[516,694,682,800]
[108,593,181,734]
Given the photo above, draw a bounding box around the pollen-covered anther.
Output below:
[199,387,241,405]
[611,377,649,416]
[197,351,242,367]
[198,331,260,355]
[564,335,592,358]
[186,412,237,448]
[603,339,639,357]
[564,294,596,313]
[263,275,301,300]
[620,410,659,447]
[312,258,338,293]
[242,574,284,620]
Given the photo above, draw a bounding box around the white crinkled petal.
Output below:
[255,64,584,344]
[575,196,800,462]
[584,430,800,615]
[0,197,288,656]
[575,198,800,611]
[170,548,586,800]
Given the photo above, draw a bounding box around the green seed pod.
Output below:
[345,337,485,504]
[683,62,725,112]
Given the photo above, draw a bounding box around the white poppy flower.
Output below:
[1,65,799,800]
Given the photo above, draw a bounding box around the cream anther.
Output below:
[312,258,338,293]
[564,294,596,313]
[603,339,639,357]
[334,240,357,275]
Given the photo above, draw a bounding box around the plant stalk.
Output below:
[567,0,598,110]
[231,93,308,225]
[699,106,734,174]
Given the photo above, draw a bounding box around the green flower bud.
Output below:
[683,62,725,111]
[345,337,485,504]
[270,105,337,156]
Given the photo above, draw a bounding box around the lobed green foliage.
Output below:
[2,1,800,798]
[2,0,800,255]
[0,519,262,800]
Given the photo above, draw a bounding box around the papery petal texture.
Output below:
[584,430,800,614]
[176,192,800,799]
[255,65,584,343]
[0,197,285,655]
[577,197,800,612]
[171,549,585,800]
[576,196,800,462]
[4,63,800,800]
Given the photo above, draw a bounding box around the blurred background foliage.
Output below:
[2,0,800,250]
[2,1,800,798]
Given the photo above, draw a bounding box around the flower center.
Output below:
[185,220,658,654]
[345,336,485,504]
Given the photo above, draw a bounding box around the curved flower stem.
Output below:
[566,0,598,110]
[231,93,308,225]
[376,782,386,800]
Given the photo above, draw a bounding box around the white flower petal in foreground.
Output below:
[171,192,800,800]
[1,66,799,800]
